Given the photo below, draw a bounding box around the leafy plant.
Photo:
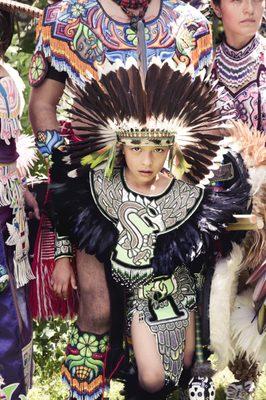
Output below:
[33,319,70,379]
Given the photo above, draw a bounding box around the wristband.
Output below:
[55,234,73,261]
[36,129,65,158]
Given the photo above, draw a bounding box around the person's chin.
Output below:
[239,22,260,34]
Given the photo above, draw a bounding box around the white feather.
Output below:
[16,134,37,177]
[248,166,266,196]
[198,143,228,187]
[97,55,186,81]
[210,244,244,369]
[67,169,78,178]
[230,289,266,365]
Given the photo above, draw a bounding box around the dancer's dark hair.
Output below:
[0,10,14,58]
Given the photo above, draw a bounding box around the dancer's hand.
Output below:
[51,258,77,299]
[24,188,40,220]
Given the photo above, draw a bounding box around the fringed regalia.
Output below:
[50,59,251,399]
[0,63,35,399]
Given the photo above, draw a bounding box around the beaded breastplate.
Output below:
[213,34,266,131]
[215,35,262,90]
[90,169,203,288]
[29,0,212,87]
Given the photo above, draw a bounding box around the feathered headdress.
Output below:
[63,58,231,183]
[0,0,42,18]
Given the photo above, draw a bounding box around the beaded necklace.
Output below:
[215,35,261,90]
[111,0,151,30]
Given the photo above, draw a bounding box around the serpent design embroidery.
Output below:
[127,265,196,384]
[90,169,203,288]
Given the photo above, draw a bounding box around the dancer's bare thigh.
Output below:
[76,250,110,333]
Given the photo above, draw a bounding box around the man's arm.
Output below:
[29,78,65,132]
[29,78,66,157]
[29,78,77,299]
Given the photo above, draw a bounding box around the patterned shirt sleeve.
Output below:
[29,5,68,87]
[173,4,213,78]
[211,58,237,120]
[29,13,50,87]
[190,17,213,76]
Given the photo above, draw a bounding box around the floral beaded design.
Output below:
[62,325,108,399]
[28,51,48,87]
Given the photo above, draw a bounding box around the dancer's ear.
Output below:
[211,0,222,19]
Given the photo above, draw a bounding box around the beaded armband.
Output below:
[54,235,73,260]
[36,129,65,158]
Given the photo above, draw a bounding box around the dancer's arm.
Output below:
[29,78,65,157]
[29,78,77,299]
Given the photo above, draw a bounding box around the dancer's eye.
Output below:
[153,147,165,153]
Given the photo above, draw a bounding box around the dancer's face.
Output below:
[123,145,169,185]
[212,0,265,47]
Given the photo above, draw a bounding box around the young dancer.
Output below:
[50,59,250,399]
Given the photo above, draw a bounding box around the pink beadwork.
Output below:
[0,76,21,144]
